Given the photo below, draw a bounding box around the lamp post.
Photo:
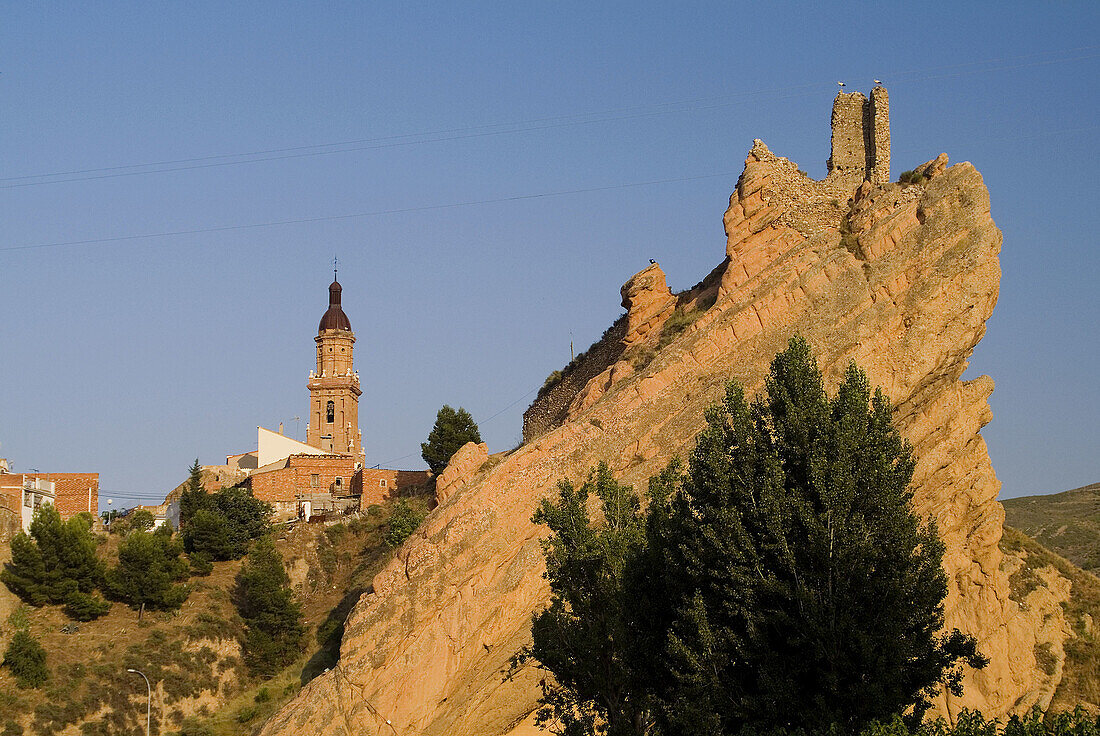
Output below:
[127,668,151,736]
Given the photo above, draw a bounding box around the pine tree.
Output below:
[3,631,48,689]
[421,405,482,475]
[179,458,208,527]
[106,526,190,619]
[526,338,989,734]
[234,536,304,677]
[646,337,987,732]
[1,505,103,607]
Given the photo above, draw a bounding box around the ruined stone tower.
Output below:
[827,85,890,184]
[306,279,364,462]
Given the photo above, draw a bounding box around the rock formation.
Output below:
[260,90,1064,735]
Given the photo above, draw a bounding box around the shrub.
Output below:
[899,168,929,185]
[7,607,30,632]
[63,591,110,621]
[538,370,564,398]
[175,717,213,736]
[385,501,425,549]
[3,631,48,689]
[188,552,213,577]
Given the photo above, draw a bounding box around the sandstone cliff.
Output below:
[260,134,1062,734]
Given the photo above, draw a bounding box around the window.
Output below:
[310,474,320,488]
[379,479,387,488]
[326,401,335,423]
[334,477,343,492]
[23,492,31,508]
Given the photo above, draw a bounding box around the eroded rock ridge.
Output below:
[261,91,1063,736]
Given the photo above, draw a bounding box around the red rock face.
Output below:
[260,145,1061,736]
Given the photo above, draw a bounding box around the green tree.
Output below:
[2,505,103,607]
[526,338,989,735]
[3,631,48,689]
[643,337,987,733]
[421,405,482,475]
[516,463,653,736]
[182,487,271,561]
[125,508,156,533]
[178,458,209,528]
[234,536,305,677]
[105,526,190,619]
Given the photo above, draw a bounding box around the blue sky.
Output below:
[1,1,1097,507]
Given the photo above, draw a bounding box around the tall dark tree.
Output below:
[178,458,209,527]
[2,505,103,606]
[526,337,988,735]
[421,405,482,475]
[105,526,190,619]
[234,536,305,677]
[517,463,653,736]
[645,337,987,732]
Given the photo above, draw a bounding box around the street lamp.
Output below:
[127,668,151,736]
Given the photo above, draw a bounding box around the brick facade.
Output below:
[360,468,430,506]
[247,454,360,504]
[0,472,99,520]
[245,455,428,519]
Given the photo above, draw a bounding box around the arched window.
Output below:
[326,401,335,423]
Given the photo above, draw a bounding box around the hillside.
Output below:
[0,495,428,735]
[1004,483,1100,574]
[258,114,1072,734]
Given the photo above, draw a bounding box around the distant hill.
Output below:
[1003,482,1100,575]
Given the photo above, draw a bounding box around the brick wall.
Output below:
[360,468,430,506]
[0,472,98,520]
[41,473,99,518]
[247,454,361,504]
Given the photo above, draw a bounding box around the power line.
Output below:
[3,46,1095,190]
[0,170,741,253]
[0,91,820,190]
[0,83,823,187]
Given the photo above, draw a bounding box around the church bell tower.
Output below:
[306,277,364,462]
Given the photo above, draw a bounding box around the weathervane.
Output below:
[333,254,338,280]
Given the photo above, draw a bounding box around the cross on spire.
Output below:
[333,254,338,280]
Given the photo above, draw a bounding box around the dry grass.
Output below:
[1001,526,1100,710]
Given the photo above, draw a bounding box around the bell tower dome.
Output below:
[306,277,364,462]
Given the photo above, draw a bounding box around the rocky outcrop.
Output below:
[620,263,675,347]
[260,138,1056,735]
[435,442,489,504]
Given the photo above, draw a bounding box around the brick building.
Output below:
[0,472,99,530]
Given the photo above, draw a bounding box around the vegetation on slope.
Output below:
[0,490,432,735]
[999,526,1100,711]
[1003,484,1100,575]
